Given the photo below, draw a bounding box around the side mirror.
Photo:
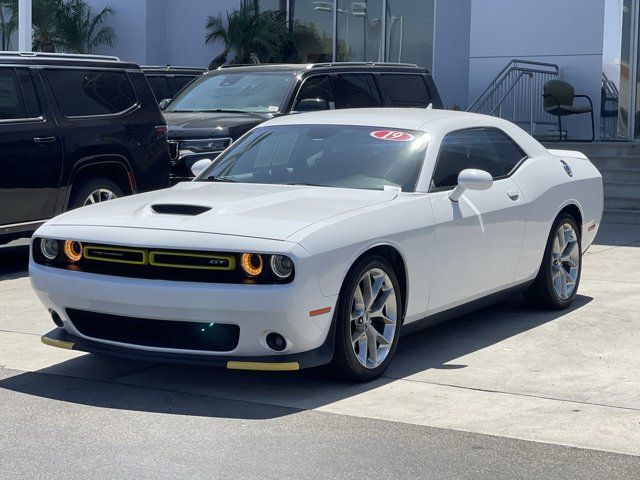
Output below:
[190,158,212,177]
[449,169,493,202]
[159,98,172,110]
[294,98,329,113]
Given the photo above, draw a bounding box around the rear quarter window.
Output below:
[46,69,137,117]
[377,73,432,108]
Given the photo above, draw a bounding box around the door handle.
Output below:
[507,190,520,201]
[33,136,57,144]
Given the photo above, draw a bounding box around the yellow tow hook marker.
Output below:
[41,335,75,350]
[226,361,300,371]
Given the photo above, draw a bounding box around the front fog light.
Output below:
[270,255,294,279]
[240,253,263,277]
[63,240,83,263]
[40,239,60,261]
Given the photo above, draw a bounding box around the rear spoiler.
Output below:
[548,149,589,160]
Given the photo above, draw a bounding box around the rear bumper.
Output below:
[42,327,334,370]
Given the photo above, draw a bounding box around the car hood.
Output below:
[163,111,270,140]
[50,183,399,241]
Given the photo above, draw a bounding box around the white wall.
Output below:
[468,0,606,137]
[433,0,471,109]
[90,0,149,63]
[91,0,238,67]
[165,0,238,67]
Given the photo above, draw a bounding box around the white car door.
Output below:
[427,128,527,313]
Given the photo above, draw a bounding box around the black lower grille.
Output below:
[67,309,239,352]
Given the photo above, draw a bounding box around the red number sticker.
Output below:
[370,130,415,142]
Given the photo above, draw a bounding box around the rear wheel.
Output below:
[69,177,124,210]
[524,213,581,309]
[329,255,402,382]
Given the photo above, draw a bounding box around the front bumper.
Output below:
[30,259,338,366]
[42,326,334,371]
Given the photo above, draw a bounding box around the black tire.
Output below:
[524,212,582,310]
[68,177,124,210]
[329,255,403,382]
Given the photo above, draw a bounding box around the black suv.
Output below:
[0,52,170,244]
[162,62,442,182]
[142,65,206,103]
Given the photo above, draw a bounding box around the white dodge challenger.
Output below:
[30,109,603,381]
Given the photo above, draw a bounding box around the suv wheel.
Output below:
[69,177,124,210]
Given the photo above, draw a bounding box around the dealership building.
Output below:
[4,0,639,222]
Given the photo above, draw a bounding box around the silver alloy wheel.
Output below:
[83,188,118,206]
[350,267,398,369]
[551,222,580,300]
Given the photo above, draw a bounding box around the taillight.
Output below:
[155,125,168,136]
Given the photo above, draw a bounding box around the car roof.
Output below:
[260,108,548,155]
[142,65,206,74]
[214,62,429,75]
[0,52,140,69]
[262,108,484,130]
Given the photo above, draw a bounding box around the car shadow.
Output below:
[0,244,29,280]
[0,294,593,420]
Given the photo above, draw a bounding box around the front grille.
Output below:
[67,309,240,352]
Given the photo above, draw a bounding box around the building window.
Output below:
[290,0,334,62]
[385,0,435,70]
[336,0,383,62]
[261,1,436,69]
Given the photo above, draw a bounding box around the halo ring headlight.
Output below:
[270,255,294,279]
[63,240,83,263]
[40,239,60,261]
[240,253,263,277]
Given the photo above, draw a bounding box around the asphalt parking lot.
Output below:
[1,225,639,479]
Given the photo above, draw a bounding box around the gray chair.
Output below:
[543,80,595,141]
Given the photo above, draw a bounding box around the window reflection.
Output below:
[602,0,631,140]
[0,3,18,51]
[290,0,334,62]
[385,0,434,69]
[336,0,383,62]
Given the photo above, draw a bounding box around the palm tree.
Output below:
[205,0,284,67]
[0,0,18,51]
[55,0,116,54]
[33,0,63,52]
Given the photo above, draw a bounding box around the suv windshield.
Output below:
[165,72,294,113]
[198,125,429,192]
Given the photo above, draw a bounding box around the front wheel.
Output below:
[329,255,402,382]
[524,213,582,309]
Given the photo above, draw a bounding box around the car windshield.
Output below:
[197,125,429,192]
[165,72,294,113]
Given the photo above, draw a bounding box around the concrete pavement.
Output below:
[0,226,639,477]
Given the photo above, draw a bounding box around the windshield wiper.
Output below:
[199,109,256,114]
[203,176,236,183]
[285,182,326,187]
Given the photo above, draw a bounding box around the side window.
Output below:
[377,74,431,107]
[294,75,335,110]
[147,75,171,101]
[16,69,41,118]
[47,69,137,117]
[483,129,527,175]
[333,74,376,108]
[432,129,521,189]
[0,68,26,120]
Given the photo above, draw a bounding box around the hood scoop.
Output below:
[151,204,212,216]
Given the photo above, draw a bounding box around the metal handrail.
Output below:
[467,59,560,135]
